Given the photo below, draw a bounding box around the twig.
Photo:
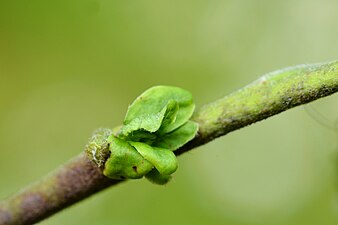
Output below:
[1,61,337,225]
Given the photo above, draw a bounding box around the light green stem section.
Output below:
[188,60,338,147]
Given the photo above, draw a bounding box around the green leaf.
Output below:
[118,100,178,141]
[158,100,179,134]
[154,121,199,151]
[121,130,157,144]
[119,105,167,137]
[124,86,195,133]
[103,137,153,179]
[145,169,172,185]
[129,141,178,175]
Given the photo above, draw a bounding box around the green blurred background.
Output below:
[1,0,338,224]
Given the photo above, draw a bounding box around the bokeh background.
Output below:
[1,0,338,224]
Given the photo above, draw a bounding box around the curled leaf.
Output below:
[129,141,178,175]
[123,86,195,133]
[154,121,199,151]
[145,169,172,185]
[158,100,179,134]
[119,105,168,137]
[103,137,153,179]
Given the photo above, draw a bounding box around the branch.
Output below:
[1,61,337,225]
